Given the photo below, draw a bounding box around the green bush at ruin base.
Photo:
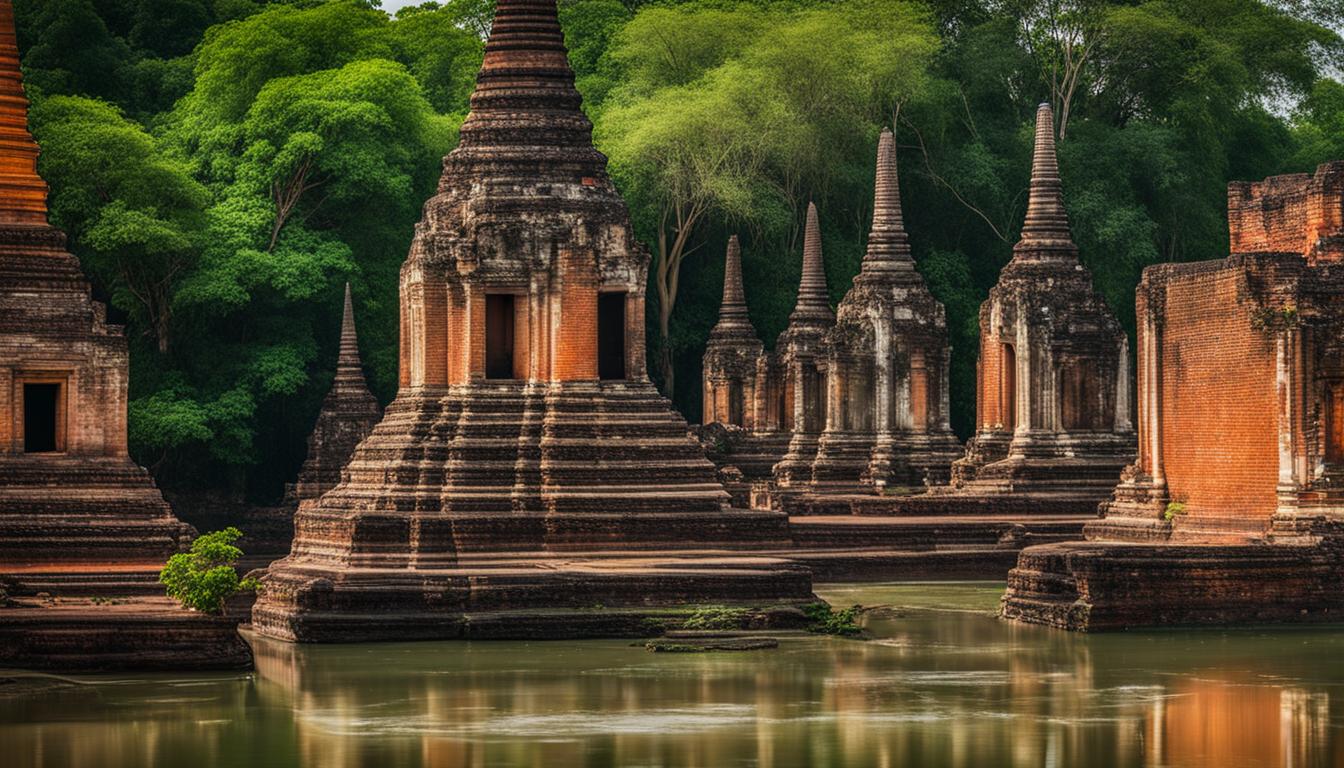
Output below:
[159,527,260,614]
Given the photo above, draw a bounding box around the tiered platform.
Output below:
[1000,540,1344,631]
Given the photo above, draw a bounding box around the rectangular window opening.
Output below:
[23,383,61,453]
[598,292,626,380]
[485,294,516,380]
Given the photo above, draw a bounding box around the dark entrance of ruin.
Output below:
[728,379,744,426]
[23,382,61,453]
[1001,344,1017,432]
[485,294,516,379]
[1327,381,1344,466]
[598,292,626,380]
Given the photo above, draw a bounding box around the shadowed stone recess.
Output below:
[252,0,812,642]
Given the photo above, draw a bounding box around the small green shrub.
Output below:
[682,605,750,630]
[804,603,862,636]
[1164,501,1188,521]
[159,527,260,614]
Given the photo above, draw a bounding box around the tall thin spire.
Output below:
[1015,103,1076,258]
[0,0,47,226]
[862,128,913,272]
[710,235,755,339]
[788,202,834,326]
[334,283,372,393]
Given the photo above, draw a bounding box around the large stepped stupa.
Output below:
[251,0,813,641]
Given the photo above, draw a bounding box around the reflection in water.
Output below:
[3,583,1344,768]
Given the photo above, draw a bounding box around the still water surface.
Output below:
[4,583,1344,768]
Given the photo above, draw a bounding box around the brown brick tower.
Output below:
[954,104,1135,496]
[288,284,382,503]
[769,203,836,489]
[0,0,193,570]
[698,236,777,503]
[252,0,810,641]
[1001,162,1344,631]
[808,129,962,493]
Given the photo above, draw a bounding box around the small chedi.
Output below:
[880,103,1135,518]
[767,203,838,492]
[699,235,775,504]
[287,284,382,504]
[252,0,811,642]
[1002,161,1344,631]
[807,129,961,493]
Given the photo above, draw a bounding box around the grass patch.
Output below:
[804,603,863,636]
[681,605,751,631]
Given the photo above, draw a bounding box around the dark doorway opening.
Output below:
[598,292,626,380]
[1001,344,1017,433]
[728,379,744,426]
[486,294,516,379]
[1327,381,1344,465]
[1060,361,1104,431]
[24,383,60,453]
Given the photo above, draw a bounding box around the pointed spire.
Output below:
[861,127,913,272]
[0,0,47,226]
[1015,103,1076,258]
[788,202,834,327]
[454,0,601,170]
[709,235,755,339]
[333,283,372,392]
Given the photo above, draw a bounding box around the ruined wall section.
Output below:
[1229,161,1344,265]
[1151,261,1280,518]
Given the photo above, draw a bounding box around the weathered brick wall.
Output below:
[1157,265,1279,517]
[554,247,598,381]
[1229,161,1344,264]
[976,333,1006,431]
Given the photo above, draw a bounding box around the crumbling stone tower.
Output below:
[951,104,1135,499]
[288,284,383,503]
[808,129,962,492]
[0,1,192,567]
[770,203,836,488]
[1002,161,1344,631]
[252,0,809,642]
[702,236,763,430]
[1093,161,1344,545]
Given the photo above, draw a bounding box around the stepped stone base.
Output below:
[0,597,252,671]
[251,553,816,642]
[1000,540,1344,631]
[781,514,1091,580]
[0,457,195,566]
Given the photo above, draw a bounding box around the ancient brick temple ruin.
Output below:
[1002,161,1344,631]
[288,284,382,504]
[768,203,839,491]
[0,0,247,670]
[0,10,192,571]
[699,236,775,503]
[807,129,962,493]
[251,0,813,642]
[880,103,1135,517]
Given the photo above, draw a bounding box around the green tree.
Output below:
[159,527,261,614]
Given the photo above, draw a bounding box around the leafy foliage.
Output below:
[14,0,1343,500]
[159,527,260,613]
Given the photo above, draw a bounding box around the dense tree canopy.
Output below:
[13,0,1342,501]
